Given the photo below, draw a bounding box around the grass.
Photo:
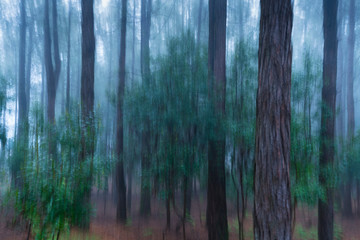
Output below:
[294,223,343,240]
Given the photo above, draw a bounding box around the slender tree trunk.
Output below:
[41,60,45,114]
[196,0,203,47]
[44,0,61,124]
[25,23,33,115]
[343,0,356,218]
[139,0,152,217]
[66,1,72,113]
[127,159,133,214]
[132,0,136,84]
[44,0,61,163]
[79,0,96,229]
[254,1,293,240]
[206,0,228,239]
[18,0,27,140]
[14,0,28,187]
[128,0,136,213]
[318,0,338,239]
[116,0,128,223]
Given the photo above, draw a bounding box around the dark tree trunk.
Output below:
[44,0,61,161]
[343,0,355,218]
[206,0,228,240]
[254,1,293,240]
[79,0,95,229]
[127,159,133,214]
[318,0,338,239]
[15,0,28,187]
[116,0,127,223]
[66,1,72,113]
[128,0,136,213]
[44,0,61,124]
[139,0,152,217]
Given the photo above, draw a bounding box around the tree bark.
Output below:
[139,0,152,217]
[116,0,127,223]
[254,1,293,240]
[44,0,61,162]
[44,0,61,124]
[206,0,228,239]
[318,0,338,239]
[79,0,95,229]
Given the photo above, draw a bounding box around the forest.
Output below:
[0,0,359,239]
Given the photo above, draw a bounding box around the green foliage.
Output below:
[126,31,208,205]
[226,40,257,202]
[6,103,108,239]
[291,50,323,206]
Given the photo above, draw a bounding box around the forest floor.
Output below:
[1,189,360,240]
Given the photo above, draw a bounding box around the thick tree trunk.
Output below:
[206,0,228,240]
[318,0,338,239]
[139,0,152,217]
[254,1,293,240]
[116,0,127,223]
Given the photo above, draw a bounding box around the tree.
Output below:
[343,0,355,217]
[44,0,61,123]
[318,0,338,239]
[79,0,96,229]
[116,0,127,223]
[206,0,228,239]
[253,1,293,239]
[66,0,72,113]
[14,0,28,187]
[18,0,27,140]
[139,0,152,217]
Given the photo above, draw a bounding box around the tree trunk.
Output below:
[18,0,27,140]
[318,0,338,239]
[196,0,203,47]
[254,1,293,240]
[206,0,228,240]
[139,0,152,217]
[44,0,61,162]
[79,0,96,229]
[116,0,128,223]
[66,1,72,113]
[343,0,355,218]
[14,0,28,187]
[25,23,33,115]
[44,0,61,124]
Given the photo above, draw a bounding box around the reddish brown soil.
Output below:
[1,191,360,240]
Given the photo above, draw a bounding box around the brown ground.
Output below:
[1,190,360,240]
